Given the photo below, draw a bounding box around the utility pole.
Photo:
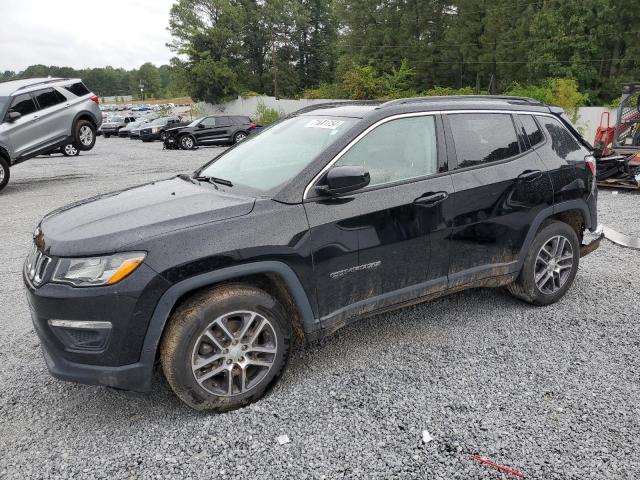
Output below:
[271,30,278,99]
[139,82,145,101]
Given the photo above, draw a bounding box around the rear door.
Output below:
[304,114,454,323]
[211,116,233,141]
[32,88,69,145]
[443,112,554,287]
[4,93,40,159]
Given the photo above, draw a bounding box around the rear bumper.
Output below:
[580,225,603,257]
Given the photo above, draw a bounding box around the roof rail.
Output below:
[290,100,381,116]
[378,95,544,109]
[15,78,71,92]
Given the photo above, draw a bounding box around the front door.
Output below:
[304,114,453,324]
[5,93,40,159]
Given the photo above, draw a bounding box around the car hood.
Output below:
[39,176,256,256]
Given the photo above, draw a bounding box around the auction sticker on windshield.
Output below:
[305,119,345,129]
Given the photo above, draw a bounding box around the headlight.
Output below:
[52,252,146,287]
[151,127,159,133]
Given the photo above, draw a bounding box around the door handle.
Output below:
[414,191,448,207]
[518,170,543,182]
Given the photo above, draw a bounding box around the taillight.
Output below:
[585,155,597,176]
[90,95,99,105]
[250,122,256,129]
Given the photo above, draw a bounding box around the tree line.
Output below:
[3,0,639,106]
[168,0,639,105]
[0,63,185,100]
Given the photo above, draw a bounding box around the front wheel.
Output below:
[507,221,580,306]
[180,135,196,150]
[60,144,80,157]
[0,156,10,192]
[160,285,291,411]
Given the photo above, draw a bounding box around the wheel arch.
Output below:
[516,200,592,271]
[141,261,317,366]
[72,110,99,130]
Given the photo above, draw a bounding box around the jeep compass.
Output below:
[24,97,600,411]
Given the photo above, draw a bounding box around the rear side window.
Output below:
[536,116,586,161]
[448,113,520,169]
[334,115,438,187]
[9,94,37,116]
[64,82,90,97]
[216,116,232,127]
[34,88,66,110]
[520,115,544,147]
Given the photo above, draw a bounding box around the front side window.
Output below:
[34,88,66,110]
[200,117,217,127]
[9,94,37,116]
[0,96,8,114]
[448,113,520,169]
[197,115,358,193]
[520,115,544,147]
[536,116,588,161]
[334,116,438,187]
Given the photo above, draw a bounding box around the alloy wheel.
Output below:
[64,144,78,156]
[191,310,278,397]
[79,126,93,146]
[235,132,247,143]
[182,136,194,149]
[534,235,574,295]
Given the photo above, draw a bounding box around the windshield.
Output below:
[197,115,358,193]
[0,96,8,114]
[109,116,124,123]
[188,117,204,127]
[150,118,168,126]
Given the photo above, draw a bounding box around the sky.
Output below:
[0,0,177,72]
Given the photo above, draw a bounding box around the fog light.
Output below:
[48,320,112,352]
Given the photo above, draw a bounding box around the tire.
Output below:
[233,131,248,144]
[180,135,196,150]
[104,134,111,138]
[60,144,80,157]
[160,284,292,412]
[507,221,580,306]
[74,120,97,151]
[0,156,9,192]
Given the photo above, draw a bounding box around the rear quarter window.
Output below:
[536,116,587,161]
[448,113,520,169]
[64,82,90,97]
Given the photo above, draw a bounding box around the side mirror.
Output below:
[6,111,21,123]
[197,123,206,128]
[318,165,370,196]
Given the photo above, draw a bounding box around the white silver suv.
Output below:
[0,78,102,192]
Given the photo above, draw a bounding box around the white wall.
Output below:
[206,96,613,146]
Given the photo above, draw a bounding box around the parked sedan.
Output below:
[118,120,148,138]
[166,115,257,150]
[101,116,136,137]
[139,117,188,142]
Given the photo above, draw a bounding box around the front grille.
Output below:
[25,246,52,287]
[140,128,151,135]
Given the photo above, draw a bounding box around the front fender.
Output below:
[138,261,317,368]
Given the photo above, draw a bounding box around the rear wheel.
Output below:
[160,284,291,411]
[507,221,579,306]
[233,131,247,144]
[60,144,80,157]
[74,120,97,150]
[180,135,196,150]
[0,156,9,192]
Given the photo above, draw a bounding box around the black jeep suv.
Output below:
[24,97,600,412]
[166,115,256,150]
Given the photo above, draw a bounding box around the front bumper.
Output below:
[140,132,161,141]
[24,263,170,391]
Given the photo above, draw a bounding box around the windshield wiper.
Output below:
[194,175,234,187]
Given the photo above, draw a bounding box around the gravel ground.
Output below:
[1,138,639,479]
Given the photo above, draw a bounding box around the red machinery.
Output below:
[594,83,640,189]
